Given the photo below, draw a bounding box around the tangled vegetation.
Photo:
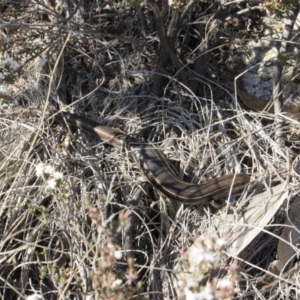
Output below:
[1,0,300,299]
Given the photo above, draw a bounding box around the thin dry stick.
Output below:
[147,0,188,84]
[0,33,71,219]
[273,64,283,146]
[273,5,299,146]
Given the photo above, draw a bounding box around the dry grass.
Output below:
[0,0,300,299]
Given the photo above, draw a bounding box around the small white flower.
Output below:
[191,250,215,266]
[52,171,63,180]
[36,163,45,177]
[203,252,215,264]
[44,165,54,175]
[111,279,122,290]
[216,238,226,249]
[217,278,233,290]
[186,278,198,289]
[176,280,185,288]
[46,178,57,190]
[114,250,122,260]
[98,182,105,189]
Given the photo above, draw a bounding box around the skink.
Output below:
[53,112,249,205]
